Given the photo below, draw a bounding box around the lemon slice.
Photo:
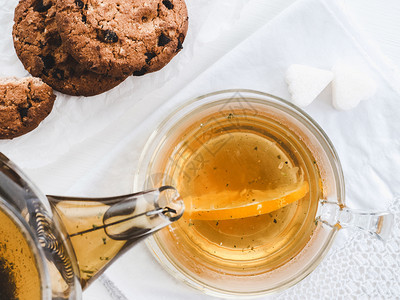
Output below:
[185,181,309,220]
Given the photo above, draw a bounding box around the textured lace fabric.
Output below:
[279,197,400,299]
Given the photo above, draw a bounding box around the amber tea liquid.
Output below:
[0,206,42,300]
[152,104,321,283]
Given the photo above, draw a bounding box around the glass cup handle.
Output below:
[317,201,394,241]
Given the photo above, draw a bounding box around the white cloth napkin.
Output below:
[1,0,400,298]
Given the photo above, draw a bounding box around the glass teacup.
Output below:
[136,89,393,297]
[0,153,184,299]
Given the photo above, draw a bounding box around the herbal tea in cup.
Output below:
[138,90,393,297]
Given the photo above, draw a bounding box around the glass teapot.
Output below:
[0,153,184,300]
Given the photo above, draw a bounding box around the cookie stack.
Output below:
[12,0,188,97]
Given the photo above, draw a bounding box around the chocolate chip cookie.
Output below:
[13,0,127,96]
[0,77,56,139]
[56,0,188,77]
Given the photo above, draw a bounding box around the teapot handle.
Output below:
[317,200,394,241]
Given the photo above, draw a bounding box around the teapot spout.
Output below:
[143,185,185,224]
[99,186,185,241]
[47,186,184,288]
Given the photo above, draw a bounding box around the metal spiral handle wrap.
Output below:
[28,199,75,286]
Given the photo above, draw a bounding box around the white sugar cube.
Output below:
[286,64,333,108]
[332,65,377,111]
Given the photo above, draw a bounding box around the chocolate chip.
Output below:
[38,40,45,49]
[53,69,65,80]
[19,102,31,121]
[40,54,55,70]
[162,0,174,9]
[176,40,183,51]
[34,0,52,12]
[145,52,156,64]
[75,0,84,9]
[132,67,147,76]
[178,33,185,43]
[68,67,75,77]
[82,15,87,23]
[19,108,29,120]
[158,33,171,47]
[97,29,119,43]
[47,35,62,47]
[104,30,118,43]
[142,16,148,22]
[176,33,185,51]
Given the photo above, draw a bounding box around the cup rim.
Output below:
[135,89,345,297]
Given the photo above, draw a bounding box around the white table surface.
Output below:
[0,0,398,298]
[79,0,400,299]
